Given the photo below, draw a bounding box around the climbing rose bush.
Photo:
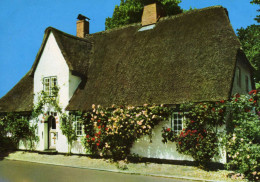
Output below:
[223,90,260,181]
[162,101,225,168]
[82,104,170,160]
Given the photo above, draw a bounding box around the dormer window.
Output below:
[43,76,57,96]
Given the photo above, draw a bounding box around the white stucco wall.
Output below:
[131,119,193,161]
[131,118,227,164]
[19,31,84,153]
[33,32,70,151]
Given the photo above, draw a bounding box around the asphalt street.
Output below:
[0,159,193,182]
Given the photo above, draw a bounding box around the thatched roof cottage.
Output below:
[0,4,254,161]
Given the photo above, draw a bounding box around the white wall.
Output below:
[131,118,227,163]
[20,31,83,153]
[131,119,193,161]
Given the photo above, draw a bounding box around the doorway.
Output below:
[48,116,56,149]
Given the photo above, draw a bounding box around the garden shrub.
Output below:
[0,113,38,151]
[162,101,225,168]
[82,104,170,160]
[223,90,260,181]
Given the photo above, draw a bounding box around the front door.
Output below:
[48,116,56,149]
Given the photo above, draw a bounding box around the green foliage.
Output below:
[60,113,78,154]
[33,86,62,118]
[33,86,77,154]
[237,25,260,82]
[82,104,170,160]
[251,0,260,23]
[161,127,176,143]
[223,91,260,181]
[0,113,39,151]
[162,102,225,168]
[105,0,182,30]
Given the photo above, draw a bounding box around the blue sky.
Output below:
[0,0,259,98]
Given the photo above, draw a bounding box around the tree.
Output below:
[60,113,78,155]
[251,0,260,23]
[237,0,260,84]
[237,27,260,84]
[105,0,182,30]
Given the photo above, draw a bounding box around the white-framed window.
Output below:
[75,116,83,136]
[43,76,57,96]
[170,112,185,133]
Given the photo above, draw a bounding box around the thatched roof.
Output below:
[66,6,242,111]
[0,72,33,113]
[0,27,92,113]
[1,6,249,112]
[29,27,92,77]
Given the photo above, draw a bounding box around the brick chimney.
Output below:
[141,3,164,26]
[76,14,90,38]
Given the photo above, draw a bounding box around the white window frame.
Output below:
[43,76,57,96]
[75,116,83,136]
[170,112,185,133]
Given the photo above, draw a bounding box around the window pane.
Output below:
[44,78,50,93]
[171,112,183,132]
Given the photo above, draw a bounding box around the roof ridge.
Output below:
[45,26,91,43]
[88,5,226,36]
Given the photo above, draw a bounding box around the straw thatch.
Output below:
[66,6,244,111]
[29,27,92,77]
[0,6,252,113]
[0,72,33,112]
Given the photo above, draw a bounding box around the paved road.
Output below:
[0,159,192,182]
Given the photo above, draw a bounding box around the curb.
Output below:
[5,158,224,182]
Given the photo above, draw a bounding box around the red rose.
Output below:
[105,127,109,131]
[91,137,95,141]
[191,120,195,123]
[98,125,101,129]
[249,90,257,95]
[235,93,240,98]
[166,128,171,132]
[102,125,105,128]
[220,100,225,103]
[212,108,215,112]
[87,140,90,142]
[96,143,100,146]
[97,120,101,123]
[86,135,90,138]
[249,98,253,102]
[178,142,181,145]
[98,131,101,135]
[235,99,238,102]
